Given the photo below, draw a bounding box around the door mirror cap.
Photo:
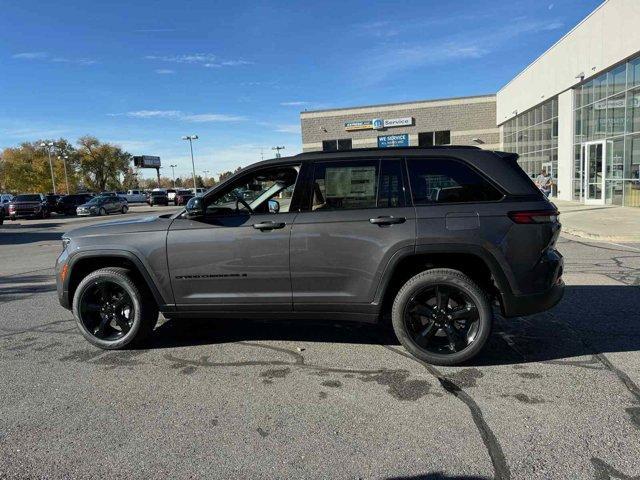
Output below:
[185,196,205,218]
[268,199,280,214]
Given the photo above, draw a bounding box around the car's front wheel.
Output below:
[72,267,158,349]
[121,205,128,214]
[99,207,107,216]
[392,268,492,366]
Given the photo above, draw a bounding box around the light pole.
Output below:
[181,135,199,191]
[58,154,70,194]
[272,145,285,158]
[40,142,56,194]
[202,170,211,186]
[169,164,177,188]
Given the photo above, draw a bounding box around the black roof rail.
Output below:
[294,145,482,156]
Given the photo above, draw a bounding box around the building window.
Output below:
[418,130,450,147]
[322,139,352,152]
[571,53,640,206]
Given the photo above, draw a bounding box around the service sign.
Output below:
[378,134,409,148]
[383,117,413,128]
[345,120,373,131]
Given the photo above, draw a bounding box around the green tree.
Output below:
[77,136,130,191]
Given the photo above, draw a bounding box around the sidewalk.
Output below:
[553,199,640,243]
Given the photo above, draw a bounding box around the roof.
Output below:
[300,94,496,117]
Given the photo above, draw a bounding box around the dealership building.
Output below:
[300,0,640,207]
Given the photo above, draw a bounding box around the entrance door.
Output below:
[584,141,606,205]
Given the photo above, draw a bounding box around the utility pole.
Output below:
[260,148,264,161]
[272,146,285,158]
[182,135,199,191]
[40,142,56,194]
[202,170,210,186]
[57,154,70,194]
[169,164,177,188]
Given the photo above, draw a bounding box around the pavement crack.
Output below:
[383,345,510,480]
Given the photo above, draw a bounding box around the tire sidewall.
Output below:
[392,269,492,366]
[99,207,106,216]
[72,271,144,349]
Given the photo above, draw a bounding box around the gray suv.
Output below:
[56,147,564,365]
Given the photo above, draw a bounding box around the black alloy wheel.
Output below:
[404,284,479,356]
[79,280,135,341]
[392,268,492,366]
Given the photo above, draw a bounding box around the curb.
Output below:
[561,227,640,244]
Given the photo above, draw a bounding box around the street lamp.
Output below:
[57,154,70,194]
[181,135,199,191]
[202,170,210,186]
[272,146,285,158]
[40,142,56,194]
[169,164,177,188]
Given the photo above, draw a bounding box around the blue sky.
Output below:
[0,0,601,180]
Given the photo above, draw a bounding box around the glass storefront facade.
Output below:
[501,97,559,196]
[573,55,640,207]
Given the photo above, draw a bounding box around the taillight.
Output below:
[508,209,559,224]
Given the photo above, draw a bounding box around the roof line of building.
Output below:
[300,93,496,116]
[497,0,609,93]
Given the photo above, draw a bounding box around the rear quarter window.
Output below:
[407,158,504,204]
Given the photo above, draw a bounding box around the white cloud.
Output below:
[182,113,245,122]
[280,101,309,106]
[11,52,97,65]
[274,124,300,134]
[112,110,245,122]
[12,52,47,59]
[145,53,217,64]
[155,69,175,74]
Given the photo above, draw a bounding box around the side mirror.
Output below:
[268,199,280,214]
[185,196,205,218]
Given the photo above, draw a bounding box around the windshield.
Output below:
[86,196,106,204]
[15,194,41,202]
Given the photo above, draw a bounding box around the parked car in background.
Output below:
[174,189,194,206]
[1,193,14,207]
[148,190,169,206]
[191,187,206,196]
[8,193,49,220]
[45,194,61,212]
[56,194,95,215]
[76,195,128,216]
[166,188,177,203]
[124,189,146,203]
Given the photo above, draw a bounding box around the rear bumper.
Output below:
[500,280,564,317]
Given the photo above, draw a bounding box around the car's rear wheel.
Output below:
[392,268,492,366]
[72,267,158,349]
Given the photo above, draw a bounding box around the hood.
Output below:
[66,215,173,238]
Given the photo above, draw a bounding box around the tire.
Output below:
[9,216,16,221]
[72,267,159,350]
[99,207,107,216]
[121,205,128,214]
[391,268,492,366]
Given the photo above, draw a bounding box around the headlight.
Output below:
[62,237,71,251]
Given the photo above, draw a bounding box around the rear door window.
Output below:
[406,158,503,204]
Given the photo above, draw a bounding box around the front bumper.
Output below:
[56,248,71,310]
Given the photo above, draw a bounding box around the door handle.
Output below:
[253,221,286,231]
[369,216,406,226]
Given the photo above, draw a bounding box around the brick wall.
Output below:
[301,96,499,152]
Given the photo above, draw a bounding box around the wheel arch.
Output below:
[375,245,513,321]
[66,251,165,308]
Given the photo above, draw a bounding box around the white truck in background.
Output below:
[124,190,146,203]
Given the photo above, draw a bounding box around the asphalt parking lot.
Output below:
[1,208,639,479]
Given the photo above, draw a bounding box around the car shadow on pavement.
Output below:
[149,317,398,350]
[149,285,640,368]
[472,285,640,366]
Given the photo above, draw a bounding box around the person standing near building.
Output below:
[535,169,552,197]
